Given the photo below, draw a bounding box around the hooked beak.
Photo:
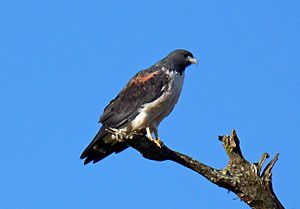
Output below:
[187,56,198,65]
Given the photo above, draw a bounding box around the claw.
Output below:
[146,127,163,148]
[153,138,162,148]
[105,127,128,142]
[105,127,119,134]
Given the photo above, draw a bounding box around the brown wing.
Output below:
[99,67,170,128]
[80,66,170,164]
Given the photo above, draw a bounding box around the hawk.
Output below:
[80,49,197,164]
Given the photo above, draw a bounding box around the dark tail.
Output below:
[80,127,129,165]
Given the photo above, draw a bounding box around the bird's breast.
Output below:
[130,70,185,131]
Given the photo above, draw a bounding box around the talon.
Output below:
[105,127,118,134]
[145,127,163,147]
[153,138,162,148]
[105,127,128,142]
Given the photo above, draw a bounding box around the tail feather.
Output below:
[80,127,129,164]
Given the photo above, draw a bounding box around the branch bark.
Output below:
[126,129,284,209]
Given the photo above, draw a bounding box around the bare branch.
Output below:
[126,129,284,209]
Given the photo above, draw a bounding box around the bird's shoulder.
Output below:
[127,65,169,86]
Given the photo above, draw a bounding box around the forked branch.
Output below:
[127,129,284,209]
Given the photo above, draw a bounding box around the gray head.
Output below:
[159,49,197,73]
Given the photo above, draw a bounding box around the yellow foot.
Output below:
[153,138,162,148]
[105,127,129,141]
[145,127,163,148]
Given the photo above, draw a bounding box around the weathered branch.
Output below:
[126,129,284,209]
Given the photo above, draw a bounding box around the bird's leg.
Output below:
[146,127,162,148]
[153,127,163,147]
[146,127,154,141]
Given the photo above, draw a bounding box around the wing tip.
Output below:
[83,158,92,165]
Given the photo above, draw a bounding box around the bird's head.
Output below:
[160,49,197,73]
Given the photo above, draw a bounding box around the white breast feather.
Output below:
[129,68,185,131]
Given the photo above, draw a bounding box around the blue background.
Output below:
[1,1,299,208]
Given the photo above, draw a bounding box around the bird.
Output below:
[80,49,197,164]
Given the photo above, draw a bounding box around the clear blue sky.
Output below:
[1,1,299,209]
